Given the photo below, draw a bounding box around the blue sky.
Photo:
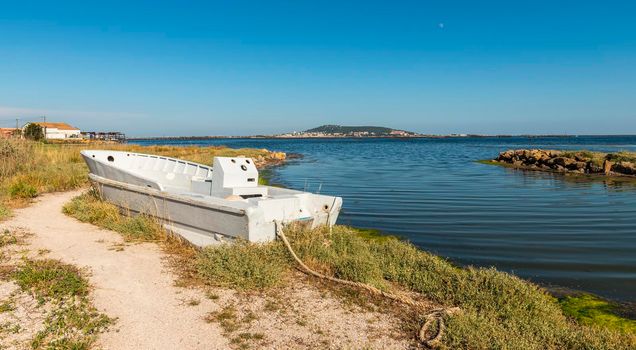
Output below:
[1,1,635,136]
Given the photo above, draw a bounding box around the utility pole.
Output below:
[15,118,18,129]
[40,116,47,139]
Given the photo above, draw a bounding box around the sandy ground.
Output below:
[1,190,229,349]
[0,190,411,349]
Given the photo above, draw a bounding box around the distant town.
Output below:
[274,125,418,138]
[129,124,575,140]
[1,121,576,142]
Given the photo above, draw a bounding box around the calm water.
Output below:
[134,136,636,302]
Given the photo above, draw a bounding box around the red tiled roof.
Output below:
[31,122,80,131]
[0,128,18,137]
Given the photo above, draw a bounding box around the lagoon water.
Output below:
[134,136,636,302]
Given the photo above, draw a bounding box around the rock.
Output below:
[270,152,287,160]
[612,161,636,175]
[553,157,574,167]
[497,150,514,162]
[490,149,635,178]
[574,155,588,162]
[603,160,613,175]
[588,162,603,173]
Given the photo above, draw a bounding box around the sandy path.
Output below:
[1,190,229,349]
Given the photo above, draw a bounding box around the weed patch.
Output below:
[9,259,113,349]
[8,181,38,199]
[30,299,112,350]
[196,241,287,290]
[207,304,240,333]
[0,203,10,221]
[560,294,636,334]
[63,192,165,242]
[13,259,89,302]
[0,230,18,248]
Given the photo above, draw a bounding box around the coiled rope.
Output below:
[274,222,460,348]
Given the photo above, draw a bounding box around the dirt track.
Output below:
[2,190,229,349]
[1,190,410,350]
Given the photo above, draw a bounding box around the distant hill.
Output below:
[305,124,415,135]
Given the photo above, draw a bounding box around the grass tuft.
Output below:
[0,229,18,247]
[30,299,113,350]
[196,240,287,290]
[63,192,165,242]
[8,258,113,349]
[207,304,240,333]
[8,181,38,199]
[12,259,89,302]
[0,203,9,220]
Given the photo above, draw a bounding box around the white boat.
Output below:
[81,150,342,246]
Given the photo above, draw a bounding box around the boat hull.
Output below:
[82,150,342,246]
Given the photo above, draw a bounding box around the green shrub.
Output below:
[196,241,287,290]
[12,259,114,349]
[63,192,165,242]
[23,123,44,141]
[8,181,38,198]
[13,259,89,301]
[0,203,10,220]
[606,152,636,163]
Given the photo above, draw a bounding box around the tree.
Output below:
[23,123,44,141]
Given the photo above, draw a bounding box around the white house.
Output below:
[23,122,82,139]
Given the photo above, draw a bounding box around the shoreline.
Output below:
[2,138,635,348]
[127,134,583,141]
[260,149,636,314]
[483,149,636,179]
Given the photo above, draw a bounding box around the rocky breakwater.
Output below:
[493,149,636,176]
[254,150,288,168]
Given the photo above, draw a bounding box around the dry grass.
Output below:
[0,138,277,217]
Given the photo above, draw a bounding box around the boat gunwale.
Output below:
[80,150,213,172]
[80,150,215,189]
